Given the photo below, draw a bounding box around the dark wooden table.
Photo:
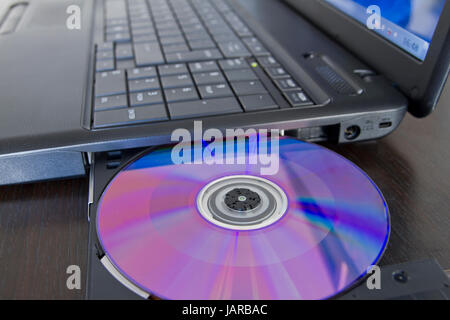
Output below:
[1,85,449,299]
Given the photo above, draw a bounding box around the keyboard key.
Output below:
[96,59,115,72]
[231,80,267,95]
[127,66,157,80]
[257,56,280,67]
[213,33,239,43]
[224,69,258,82]
[247,44,269,57]
[128,77,160,92]
[95,70,126,97]
[214,1,231,13]
[116,59,135,69]
[131,24,154,32]
[266,66,289,79]
[134,42,165,66]
[243,37,270,56]
[284,90,313,107]
[189,61,219,73]
[96,50,114,60]
[105,18,128,27]
[219,58,249,70]
[106,25,129,34]
[158,29,183,38]
[186,32,211,42]
[163,43,190,54]
[239,94,278,112]
[94,94,128,111]
[165,49,223,63]
[161,74,193,88]
[218,40,251,58]
[209,25,233,36]
[133,34,158,43]
[182,24,205,34]
[198,83,233,99]
[105,0,127,20]
[241,37,262,46]
[164,86,199,103]
[160,36,185,46]
[193,71,226,86]
[158,64,188,76]
[274,78,300,91]
[106,32,131,43]
[189,39,216,50]
[130,90,164,107]
[97,42,114,51]
[157,23,179,32]
[168,97,242,120]
[93,105,168,128]
[131,26,155,34]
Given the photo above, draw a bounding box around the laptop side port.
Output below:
[344,125,361,141]
[285,124,340,143]
[379,121,393,129]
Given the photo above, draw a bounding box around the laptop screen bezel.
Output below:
[285,0,450,117]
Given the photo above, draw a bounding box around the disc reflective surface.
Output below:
[96,138,389,300]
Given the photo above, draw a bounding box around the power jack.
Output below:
[344,125,361,140]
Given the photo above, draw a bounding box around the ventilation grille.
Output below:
[315,65,357,95]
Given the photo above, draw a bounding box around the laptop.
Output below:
[0,0,448,185]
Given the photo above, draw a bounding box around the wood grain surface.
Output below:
[0,85,449,300]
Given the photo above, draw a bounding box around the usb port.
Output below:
[379,121,392,129]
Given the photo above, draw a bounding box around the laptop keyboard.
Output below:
[93,0,315,128]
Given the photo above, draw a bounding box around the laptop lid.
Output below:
[285,0,450,117]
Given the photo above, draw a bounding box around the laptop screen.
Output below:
[324,0,446,61]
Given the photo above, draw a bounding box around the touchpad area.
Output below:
[0,0,93,141]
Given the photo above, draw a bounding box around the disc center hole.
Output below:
[224,188,261,212]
